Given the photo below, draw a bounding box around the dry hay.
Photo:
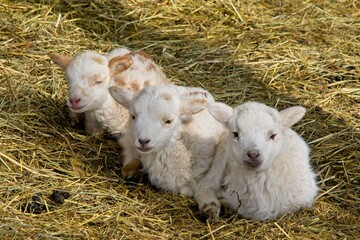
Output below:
[0,0,359,239]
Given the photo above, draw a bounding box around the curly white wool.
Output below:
[196,101,318,221]
[109,85,224,196]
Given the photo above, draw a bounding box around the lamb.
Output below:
[50,48,168,135]
[50,48,169,177]
[196,101,318,222]
[108,85,225,196]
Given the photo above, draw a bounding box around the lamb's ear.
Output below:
[208,102,233,125]
[108,55,133,75]
[108,86,134,109]
[181,87,214,102]
[50,53,73,70]
[279,106,306,129]
[180,98,208,121]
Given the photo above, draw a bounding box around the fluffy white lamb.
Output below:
[196,101,318,222]
[109,85,225,196]
[50,48,169,177]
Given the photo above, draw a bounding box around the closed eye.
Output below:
[90,73,105,85]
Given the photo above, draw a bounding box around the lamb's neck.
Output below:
[86,96,128,135]
[141,138,186,169]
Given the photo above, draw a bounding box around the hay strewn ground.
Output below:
[0,0,359,239]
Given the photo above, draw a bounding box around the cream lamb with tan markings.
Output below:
[196,101,318,222]
[50,48,169,176]
[109,85,225,196]
[51,48,168,135]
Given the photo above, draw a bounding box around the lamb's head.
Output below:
[109,85,209,154]
[51,50,132,113]
[209,101,306,171]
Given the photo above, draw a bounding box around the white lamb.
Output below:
[108,85,225,196]
[50,48,169,176]
[196,101,318,222]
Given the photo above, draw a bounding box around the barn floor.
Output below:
[0,1,359,239]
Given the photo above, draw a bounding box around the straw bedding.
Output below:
[0,0,359,239]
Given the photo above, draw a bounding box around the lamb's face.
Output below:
[129,87,182,154]
[64,52,111,113]
[227,103,283,171]
[109,85,210,155]
[209,101,306,171]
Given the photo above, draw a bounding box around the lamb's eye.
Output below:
[165,119,172,124]
[94,81,103,85]
[270,133,277,140]
[233,132,239,138]
[131,115,136,120]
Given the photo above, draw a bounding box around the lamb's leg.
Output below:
[116,130,143,180]
[196,190,221,223]
[70,111,85,129]
[119,136,143,180]
[195,141,227,223]
[195,167,223,223]
[122,157,142,179]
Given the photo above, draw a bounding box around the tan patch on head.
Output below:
[130,82,140,92]
[89,73,104,85]
[91,56,105,65]
[108,55,133,75]
[80,88,90,98]
[136,50,153,60]
[146,62,156,72]
[144,80,150,86]
[161,92,173,102]
[114,76,126,87]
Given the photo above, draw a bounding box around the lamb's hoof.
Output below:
[70,119,85,130]
[121,159,143,183]
[201,202,220,223]
[70,112,85,129]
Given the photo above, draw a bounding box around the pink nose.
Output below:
[69,97,81,106]
[247,149,260,160]
[138,139,150,147]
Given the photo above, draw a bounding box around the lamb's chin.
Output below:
[68,104,92,113]
[244,161,262,168]
[136,147,153,154]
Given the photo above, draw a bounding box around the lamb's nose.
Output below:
[138,139,150,147]
[247,149,260,160]
[69,97,81,106]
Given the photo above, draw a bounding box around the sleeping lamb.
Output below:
[50,48,168,135]
[50,48,169,177]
